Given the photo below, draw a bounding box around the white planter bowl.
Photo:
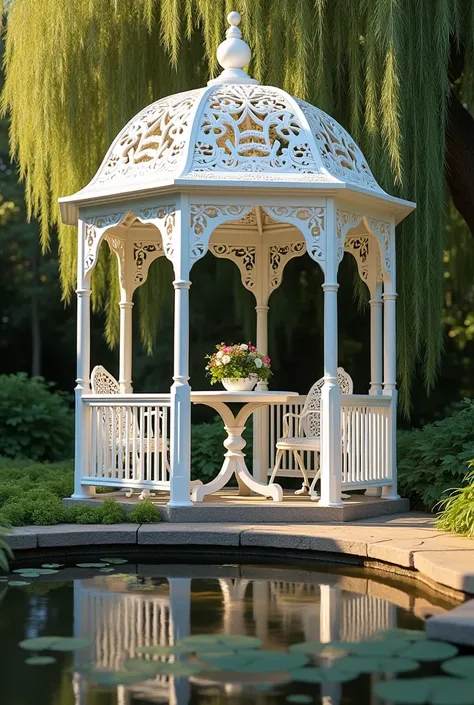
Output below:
[222,376,257,391]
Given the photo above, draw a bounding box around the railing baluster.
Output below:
[139,406,145,483]
[124,407,130,484]
[132,407,138,484]
[117,406,123,483]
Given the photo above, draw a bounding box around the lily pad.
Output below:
[76,563,107,568]
[337,655,419,674]
[291,666,358,683]
[19,636,63,651]
[101,558,128,564]
[15,572,41,578]
[203,650,308,674]
[442,656,474,678]
[350,639,408,657]
[379,629,426,641]
[286,696,313,704]
[153,661,203,676]
[82,668,150,686]
[135,645,192,656]
[401,640,458,662]
[25,656,57,666]
[14,568,58,576]
[99,568,115,573]
[8,581,30,586]
[124,659,160,676]
[42,563,63,568]
[373,676,474,705]
[51,638,90,652]
[289,640,354,656]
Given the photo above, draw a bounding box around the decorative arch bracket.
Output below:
[262,205,326,273]
[83,211,127,280]
[189,204,253,264]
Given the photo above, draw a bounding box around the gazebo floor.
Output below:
[64,489,409,524]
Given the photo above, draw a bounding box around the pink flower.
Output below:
[264,356,271,365]
[249,345,257,352]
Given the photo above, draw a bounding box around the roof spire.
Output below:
[208,11,259,86]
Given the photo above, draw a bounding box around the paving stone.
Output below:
[5,527,37,550]
[35,524,138,547]
[240,526,368,556]
[138,523,242,546]
[414,548,474,593]
[427,599,474,645]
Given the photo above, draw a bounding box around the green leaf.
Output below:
[337,656,419,674]
[41,563,63,568]
[51,638,90,652]
[101,558,128,564]
[401,641,458,661]
[373,676,474,705]
[291,666,358,683]
[25,656,57,666]
[76,563,108,568]
[135,645,192,656]
[8,580,30,586]
[350,639,408,657]
[441,656,474,678]
[19,636,63,651]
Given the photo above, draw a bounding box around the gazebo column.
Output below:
[253,301,270,484]
[118,297,133,394]
[72,217,94,499]
[382,242,399,499]
[369,281,383,396]
[366,276,383,497]
[319,205,343,507]
[169,204,192,507]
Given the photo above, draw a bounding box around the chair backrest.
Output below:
[91,365,120,395]
[301,367,353,438]
[91,366,131,444]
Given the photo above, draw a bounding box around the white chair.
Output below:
[90,366,170,499]
[269,367,353,498]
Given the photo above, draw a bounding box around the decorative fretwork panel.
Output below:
[210,244,257,291]
[84,212,126,277]
[263,205,325,266]
[296,99,381,192]
[192,85,317,173]
[189,204,251,262]
[135,205,176,264]
[95,89,202,184]
[269,242,306,289]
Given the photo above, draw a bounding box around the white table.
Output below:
[190,391,299,502]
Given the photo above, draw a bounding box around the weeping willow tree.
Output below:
[2,0,474,410]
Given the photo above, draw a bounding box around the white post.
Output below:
[253,301,270,483]
[118,299,133,393]
[369,281,383,396]
[366,279,384,498]
[73,218,94,499]
[382,222,399,500]
[319,202,343,507]
[169,200,192,507]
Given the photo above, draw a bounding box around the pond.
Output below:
[0,556,469,705]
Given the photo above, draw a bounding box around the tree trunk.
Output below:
[446,89,474,235]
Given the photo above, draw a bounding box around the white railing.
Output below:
[266,393,393,489]
[341,395,391,488]
[81,394,171,490]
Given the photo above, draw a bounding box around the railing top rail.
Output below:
[83,393,171,405]
[342,393,391,406]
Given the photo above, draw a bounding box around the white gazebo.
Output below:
[59,11,415,512]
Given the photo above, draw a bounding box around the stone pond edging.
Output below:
[5,512,474,644]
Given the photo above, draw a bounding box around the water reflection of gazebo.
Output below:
[59,10,415,512]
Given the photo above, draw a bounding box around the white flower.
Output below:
[254,358,263,368]
[222,355,231,364]
[216,350,223,359]
[240,343,248,351]
[216,360,222,367]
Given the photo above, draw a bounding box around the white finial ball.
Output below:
[217,10,251,71]
[227,11,241,26]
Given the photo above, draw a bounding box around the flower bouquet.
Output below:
[205,343,272,391]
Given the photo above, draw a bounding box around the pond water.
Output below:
[0,556,467,705]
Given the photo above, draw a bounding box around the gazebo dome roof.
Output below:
[76,11,383,197]
[60,11,416,227]
[86,82,382,193]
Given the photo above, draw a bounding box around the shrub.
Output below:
[0,373,74,461]
[30,496,66,526]
[71,506,104,524]
[128,500,161,523]
[397,399,474,510]
[436,461,474,536]
[101,498,127,524]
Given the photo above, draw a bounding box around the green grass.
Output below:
[0,459,160,525]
